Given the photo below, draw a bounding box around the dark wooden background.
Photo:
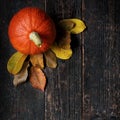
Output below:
[0,0,119,120]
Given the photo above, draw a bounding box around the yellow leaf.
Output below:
[44,49,57,68]
[7,52,28,75]
[51,43,72,60]
[59,18,86,34]
[30,54,44,69]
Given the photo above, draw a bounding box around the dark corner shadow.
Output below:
[71,34,81,51]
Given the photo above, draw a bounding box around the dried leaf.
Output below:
[44,49,57,68]
[7,52,28,75]
[30,54,44,69]
[59,18,86,34]
[51,43,72,60]
[57,31,71,49]
[30,66,46,91]
[13,62,29,86]
[59,20,75,31]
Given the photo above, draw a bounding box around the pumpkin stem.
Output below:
[29,32,42,47]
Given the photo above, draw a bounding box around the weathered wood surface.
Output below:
[0,0,119,120]
[83,0,120,119]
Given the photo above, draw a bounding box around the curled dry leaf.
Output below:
[7,52,28,75]
[51,43,72,60]
[59,18,86,34]
[13,62,29,86]
[30,54,44,69]
[44,49,57,68]
[30,66,46,92]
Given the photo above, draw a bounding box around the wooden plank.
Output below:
[45,0,83,120]
[82,0,120,119]
[1,0,119,120]
[0,1,45,120]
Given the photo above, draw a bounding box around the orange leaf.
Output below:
[30,66,46,91]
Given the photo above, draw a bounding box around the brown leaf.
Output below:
[30,66,46,92]
[44,49,57,68]
[57,31,71,49]
[59,20,75,31]
[13,62,29,86]
[30,54,44,69]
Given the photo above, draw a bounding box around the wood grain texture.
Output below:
[45,0,83,120]
[0,0,119,120]
[83,0,120,119]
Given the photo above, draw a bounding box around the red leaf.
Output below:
[29,66,46,91]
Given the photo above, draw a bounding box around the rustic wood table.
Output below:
[0,0,119,120]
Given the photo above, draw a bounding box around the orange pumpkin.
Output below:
[8,7,56,54]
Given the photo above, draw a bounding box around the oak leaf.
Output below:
[7,52,28,75]
[30,66,46,92]
[13,62,29,86]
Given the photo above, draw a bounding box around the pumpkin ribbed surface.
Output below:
[8,7,56,54]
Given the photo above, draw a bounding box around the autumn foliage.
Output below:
[7,7,86,91]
